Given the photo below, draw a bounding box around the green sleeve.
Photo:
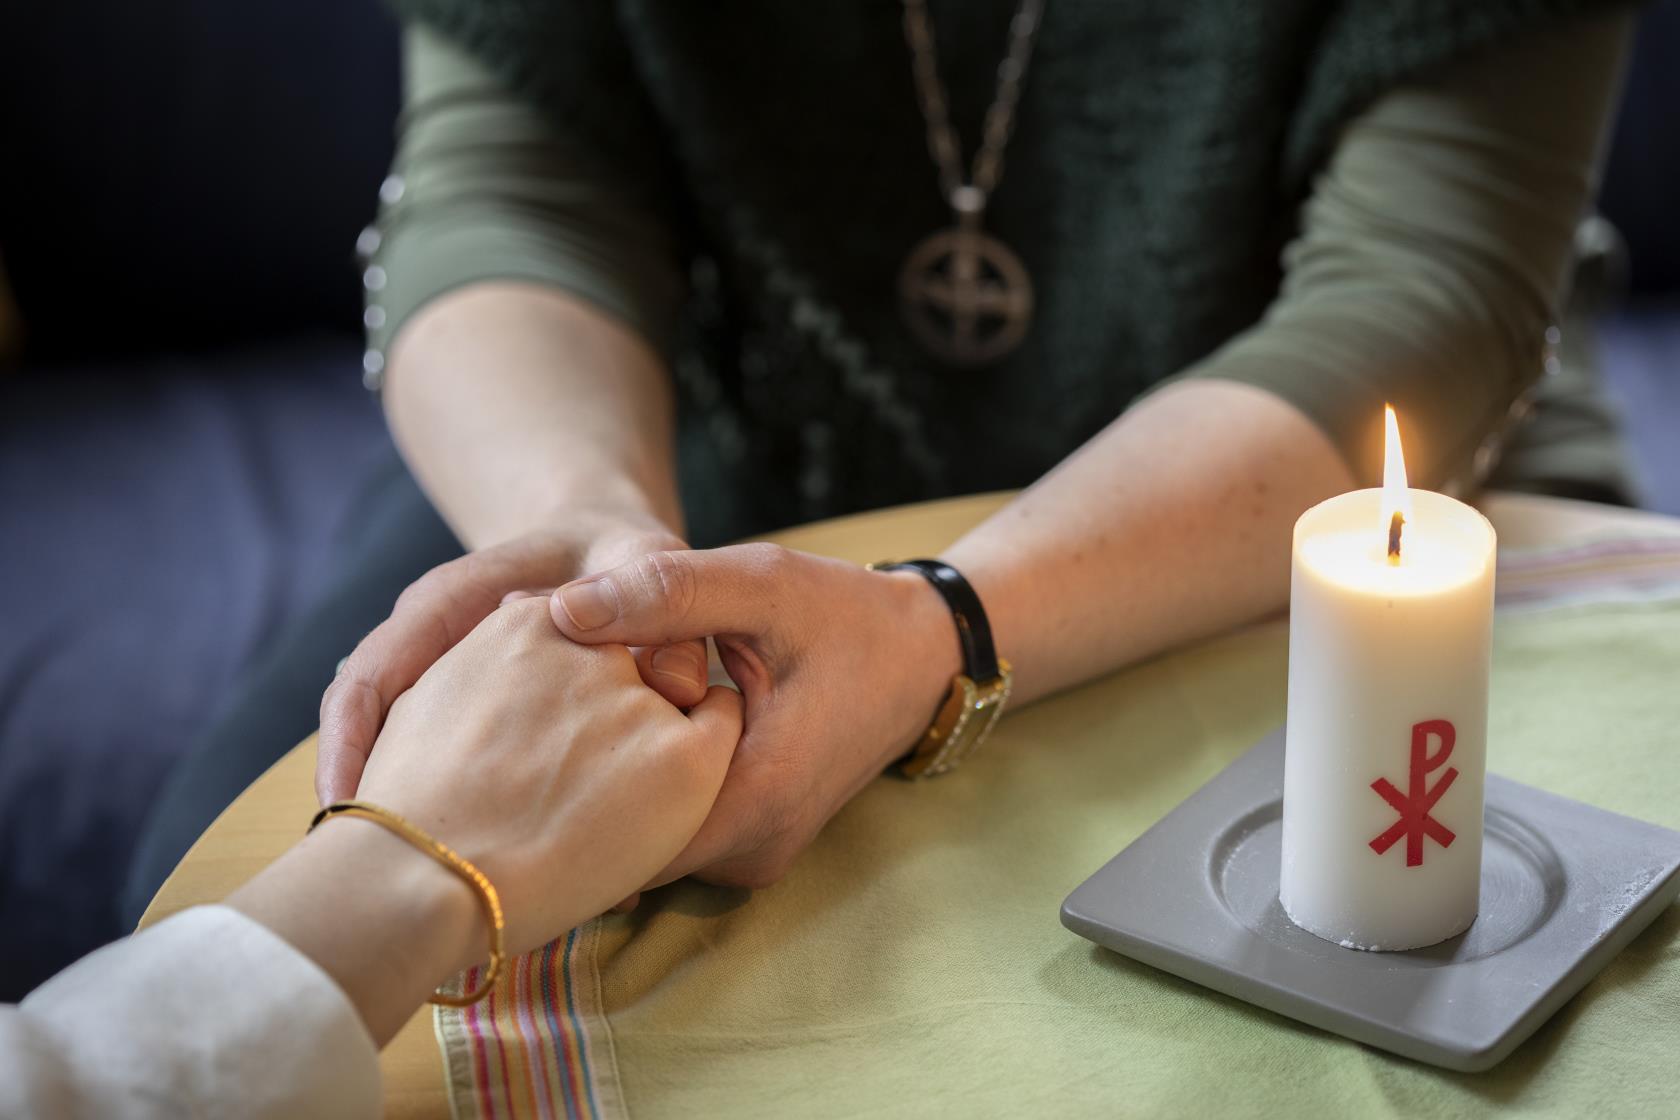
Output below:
[1176,10,1632,490]
[363,25,685,364]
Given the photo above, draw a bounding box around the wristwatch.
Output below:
[872,559,1014,779]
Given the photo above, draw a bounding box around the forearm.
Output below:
[946,11,1629,708]
[227,817,481,1047]
[944,380,1350,705]
[383,282,683,550]
[371,25,688,551]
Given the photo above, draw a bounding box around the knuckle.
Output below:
[332,640,376,684]
[640,550,698,621]
[500,593,553,631]
[391,581,424,613]
[319,673,378,733]
[485,599,555,658]
[740,540,791,577]
[394,564,451,612]
[317,680,344,727]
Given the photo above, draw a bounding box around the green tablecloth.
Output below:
[438,533,1680,1119]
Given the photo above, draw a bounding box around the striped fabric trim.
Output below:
[1495,535,1680,610]
[436,920,624,1120]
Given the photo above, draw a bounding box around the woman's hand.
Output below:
[549,544,961,890]
[315,509,710,807]
[356,597,743,947]
[232,597,742,1044]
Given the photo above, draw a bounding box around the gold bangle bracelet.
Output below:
[308,799,506,1007]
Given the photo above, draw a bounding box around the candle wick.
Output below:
[1387,511,1405,566]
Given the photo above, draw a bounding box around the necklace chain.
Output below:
[896,0,1044,366]
[900,0,1046,209]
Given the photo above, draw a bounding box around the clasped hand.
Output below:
[549,543,958,890]
[319,527,958,908]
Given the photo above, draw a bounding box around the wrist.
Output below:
[572,507,689,572]
[551,488,680,538]
[228,816,483,1044]
[879,569,966,760]
[315,816,485,974]
[457,480,683,554]
[933,543,1032,701]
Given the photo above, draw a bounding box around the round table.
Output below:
[139,491,1680,1118]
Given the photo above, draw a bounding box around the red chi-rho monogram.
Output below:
[1369,719,1458,867]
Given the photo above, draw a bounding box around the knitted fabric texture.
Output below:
[383,0,1620,541]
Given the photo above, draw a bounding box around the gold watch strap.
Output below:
[899,658,1014,779]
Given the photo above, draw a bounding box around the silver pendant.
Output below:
[898,224,1034,367]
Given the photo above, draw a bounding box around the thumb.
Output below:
[635,640,711,709]
[685,682,745,763]
[551,544,784,647]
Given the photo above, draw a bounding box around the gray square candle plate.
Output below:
[1061,729,1680,1071]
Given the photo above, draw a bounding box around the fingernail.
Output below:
[651,644,704,684]
[557,580,619,630]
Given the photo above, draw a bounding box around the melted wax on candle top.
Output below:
[1299,529,1489,596]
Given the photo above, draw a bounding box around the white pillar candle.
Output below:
[1280,407,1497,951]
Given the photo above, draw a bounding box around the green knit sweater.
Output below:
[374,0,1629,543]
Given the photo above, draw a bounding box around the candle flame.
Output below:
[1381,404,1412,565]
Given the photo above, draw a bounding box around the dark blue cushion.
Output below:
[1600,305,1680,515]
[0,340,391,999]
[1600,0,1680,295]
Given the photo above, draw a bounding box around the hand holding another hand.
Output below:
[315,508,710,807]
[234,597,741,1044]
[353,596,742,950]
[319,510,964,921]
[550,543,960,891]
